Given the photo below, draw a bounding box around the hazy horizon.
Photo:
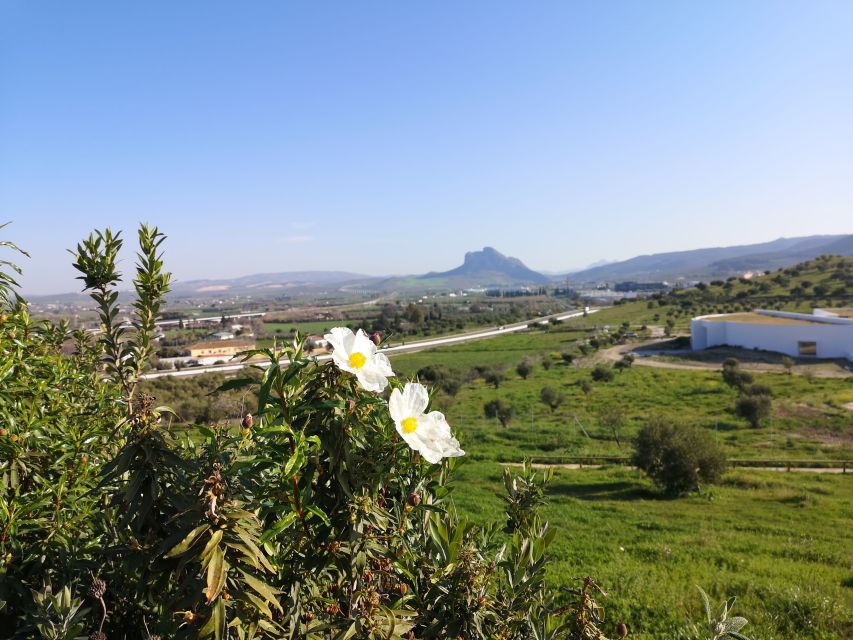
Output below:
[2,2,852,295]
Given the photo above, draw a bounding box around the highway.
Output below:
[140,308,599,380]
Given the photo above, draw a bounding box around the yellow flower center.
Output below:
[348,352,367,369]
[402,417,418,433]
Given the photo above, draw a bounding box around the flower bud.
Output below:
[370,332,381,346]
[616,621,629,638]
[407,492,421,507]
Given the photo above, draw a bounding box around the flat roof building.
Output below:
[188,338,256,366]
[691,309,853,361]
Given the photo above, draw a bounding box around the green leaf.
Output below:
[238,569,283,613]
[164,524,210,558]
[206,544,227,603]
[210,377,256,395]
[233,526,275,573]
[202,529,224,564]
[259,512,298,543]
[305,504,330,527]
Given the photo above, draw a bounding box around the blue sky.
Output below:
[1,2,851,294]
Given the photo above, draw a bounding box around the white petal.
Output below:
[371,352,395,377]
[416,440,444,464]
[325,327,353,357]
[388,388,405,423]
[419,413,465,459]
[402,382,429,416]
[356,367,390,393]
[352,329,376,359]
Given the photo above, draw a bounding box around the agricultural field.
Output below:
[260,320,338,335]
[450,462,853,640]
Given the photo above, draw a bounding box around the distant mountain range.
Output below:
[167,271,371,295]
[27,234,853,303]
[568,234,853,283]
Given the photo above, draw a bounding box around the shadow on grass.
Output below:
[549,480,662,502]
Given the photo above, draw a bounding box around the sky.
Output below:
[1,2,852,295]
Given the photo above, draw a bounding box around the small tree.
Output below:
[484,367,506,389]
[614,354,634,373]
[484,398,516,427]
[633,418,727,495]
[542,358,553,371]
[782,356,794,375]
[578,379,593,397]
[516,359,532,380]
[591,364,614,382]
[561,352,574,366]
[721,358,753,391]
[539,386,565,413]
[735,394,772,428]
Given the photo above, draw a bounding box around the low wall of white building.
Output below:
[691,314,853,361]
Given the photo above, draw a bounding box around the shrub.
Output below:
[735,394,772,428]
[633,418,727,495]
[516,359,532,380]
[590,364,615,382]
[417,363,463,396]
[745,383,773,398]
[483,367,506,389]
[539,386,565,413]
[484,398,516,427]
[721,358,753,391]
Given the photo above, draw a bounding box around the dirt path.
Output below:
[596,340,853,379]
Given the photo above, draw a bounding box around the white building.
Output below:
[691,309,853,361]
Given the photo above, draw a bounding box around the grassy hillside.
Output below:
[451,463,853,640]
[389,325,853,462]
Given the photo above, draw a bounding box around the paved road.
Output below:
[141,308,600,380]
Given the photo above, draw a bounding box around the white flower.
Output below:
[389,382,464,464]
[324,327,394,392]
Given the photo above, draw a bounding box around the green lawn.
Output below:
[451,462,853,640]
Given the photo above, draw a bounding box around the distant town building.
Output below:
[305,335,330,351]
[691,309,853,361]
[188,338,256,365]
[613,281,670,293]
[206,331,235,341]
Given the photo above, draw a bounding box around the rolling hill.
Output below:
[568,234,852,283]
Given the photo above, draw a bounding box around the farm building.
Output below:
[188,338,256,366]
[691,309,853,361]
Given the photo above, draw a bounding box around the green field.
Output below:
[261,320,339,336]
[450,462,852,640]
[389,322,853,462]
[383,302,853,638]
